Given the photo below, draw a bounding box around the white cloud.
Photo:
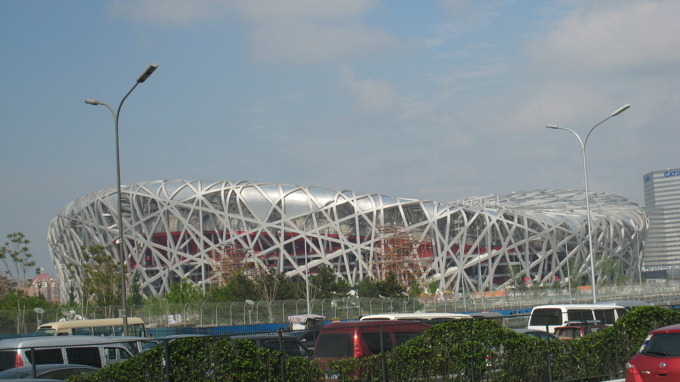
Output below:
[108,0,228,27]
[249,21,398,64]
[339,67,400,115]
[526,1,680,75]
[108,0,397,64]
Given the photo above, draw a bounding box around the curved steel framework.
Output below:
[48,180,648,301]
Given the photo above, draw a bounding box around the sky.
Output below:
[1,0,678,277]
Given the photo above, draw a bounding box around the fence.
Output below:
[4,283,680,336]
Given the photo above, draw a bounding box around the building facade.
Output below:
[47,180,648,302]
[643,167,680,270]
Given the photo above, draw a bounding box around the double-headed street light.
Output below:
[85,63,158,335]
[546,104,630,304]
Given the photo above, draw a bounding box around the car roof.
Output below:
[322,320,427,328]
[0,335,132,348]
[651,323,680,333]
[0,363,98,373]
[231,334,300,340]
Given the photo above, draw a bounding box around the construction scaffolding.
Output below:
[375,226,430,288]
[210,244,261,285]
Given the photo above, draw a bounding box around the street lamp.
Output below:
[546,104,630,304]
[85,63,158,335]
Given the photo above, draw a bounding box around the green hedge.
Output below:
[326,306,680,382]
[69,306,680,382]
[68,336,322,382]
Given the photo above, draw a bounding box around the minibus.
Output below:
[527,304,624,333]
[36,317,146,337]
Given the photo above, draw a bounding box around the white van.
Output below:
[527,304,625,333]
[0,336,137,371]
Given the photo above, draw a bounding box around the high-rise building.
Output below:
[643,167,680,270]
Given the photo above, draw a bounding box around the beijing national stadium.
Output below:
[47,180,648,301]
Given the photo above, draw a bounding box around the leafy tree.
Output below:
[128,271,144,307]
[408,274,423,297]
[223,271,258,301]
[377,271,406,297]
[0,232,36,285]
[68,245,123,317]
[310,265,350,298]
[166,279,203,304]
[0,232,37,333]
[357,277,380,297]
[252,270,288,322]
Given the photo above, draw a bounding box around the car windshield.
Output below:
[641,333,680,357]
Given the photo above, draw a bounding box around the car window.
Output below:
[314,333,352,357]
[642,333,680,356]
[0,351,18,371]
[361,332,393,355]
[567,310,592,322]
[394,332,422,346]
[65,347,101,368]
[529,309,561,326]
[26,349,64,365]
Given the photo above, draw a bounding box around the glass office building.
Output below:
[643,168,680,270]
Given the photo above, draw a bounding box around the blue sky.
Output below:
[1,0,678,276]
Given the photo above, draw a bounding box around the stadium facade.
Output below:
[47,180,648,302]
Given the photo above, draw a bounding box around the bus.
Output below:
[527,304,624,334]
[360,312,472,325]
[36,318,147,337]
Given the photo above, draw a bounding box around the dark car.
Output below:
[286,330,320,352]
[230,334,310,358]
[513,328,559,341]
[626,323,680,381]
[0,363,98,380]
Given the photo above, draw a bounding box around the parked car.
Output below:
[513,328,559,341]
[286,330,320,352]
[625,323,680,381]
[553,321,607,341]
[230,334,310,358]
[312,320,430,381]
[0,336,135,371]
[0,363,98,380]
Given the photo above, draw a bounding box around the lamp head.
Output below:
[546,125,560,129]
[611,104,630,116]
[136,63,158,83]
[84,99,100,105]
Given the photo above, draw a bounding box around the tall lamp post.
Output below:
[546,104,630,304]
[85,63,158,335]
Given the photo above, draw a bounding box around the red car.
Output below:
[626,323,680,381]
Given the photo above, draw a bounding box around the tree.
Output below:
[0,232,36,289]
[68,245,123,317]
[376,271,406,297]
[310,265,350,299]
[128,271,144,307]
[0,232,37,333]
[166,279,202,304]
[357,277,380,297]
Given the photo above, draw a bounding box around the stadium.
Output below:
[47,180,648,301]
